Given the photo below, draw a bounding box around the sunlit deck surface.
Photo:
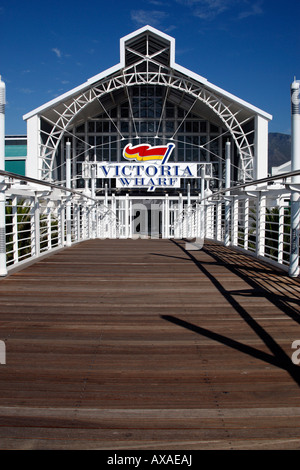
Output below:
[0,239,300,450]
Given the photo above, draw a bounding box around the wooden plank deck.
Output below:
[0,238,299,450]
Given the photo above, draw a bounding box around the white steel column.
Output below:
[161,200,165,238]
[125,194,129,238]
[254,115,268,180]
[91,165,96,239]
[0,77,6,276]
[66,141,72,246]
[244,197,249,250]
[187,184,191,238]
[179,193,183,239]
[76,204,81,242]
[278,198,284,265]
[26,115,40,179]
[47,200,52,250]
[216,202,222,241]
[289,79,300,277]
[12,196,18,265]
[59,199,65,246]
[232,196,239,247]
[165,194,169,238]
[256,192,266,258]
[34,193,40,258]
[224,141,231,246]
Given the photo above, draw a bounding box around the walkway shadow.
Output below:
[168,240,300,387]
[150,253,191,262]
[201,242,300,325]
[161,314,300,385]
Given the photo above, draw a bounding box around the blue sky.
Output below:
[1,0,299,135]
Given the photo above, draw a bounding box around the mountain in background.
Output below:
[268,132,291,172]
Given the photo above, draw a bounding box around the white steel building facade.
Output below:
[23,26,272,196]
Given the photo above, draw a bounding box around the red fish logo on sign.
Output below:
[123,143,175,164]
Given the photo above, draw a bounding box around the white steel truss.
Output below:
[40,60,255,182]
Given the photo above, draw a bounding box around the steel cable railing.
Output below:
[0,169,299,277]
[172,169,300,276]
[0,170,120,275]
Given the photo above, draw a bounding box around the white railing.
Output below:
[173,170,300,277]
[0,170,119,275]
[0,169,299,278]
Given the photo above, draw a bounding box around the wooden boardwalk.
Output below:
[0,238,300,450]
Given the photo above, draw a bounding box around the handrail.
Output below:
[1,168,299,277]
[171,169,300,226]
[196,169,300,205]
[0,170,97,202]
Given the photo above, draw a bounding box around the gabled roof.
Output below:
[23,25,272,121]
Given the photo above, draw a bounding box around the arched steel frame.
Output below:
[40,62,255,182]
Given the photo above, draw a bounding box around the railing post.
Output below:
[161,199,165,238]
[87,205,91,239]
[0,186,7,276]
[96,203,102,239]
[289,79,300,277]
[77,203,81,241]
[59,199,65,247]
[165,194,169,239]
[216,201,222,241]
[85,203,90,240]
[179,193,183,239]
[244,197,249,250]
[30,197,35,256]
[111,194,116,239]
[187,184,191,238]
[91,165,96,239]
[277,198,284,265]
[0,77,7,276]
[11,196,18,264]
[205,203,213,239]
[256,192,266,258]
[47,200,52,251]
[232,196,239,247]
[34,193,40,258]
[125,194,129,239]
[66,141,72,247]
[224,140,231,246]
[289,191,300,276]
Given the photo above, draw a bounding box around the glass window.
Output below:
[210,124,219,133]
[95,122,102,133]
[178,107,185,118]
[210,140,219,160]
[192,122,199,133]
[72,84,227,188]
[166,121,174,133]
[110,147,117,161]
[88,122,95,133]
[76,124,85,133]
[192,148,199,161]
[121,105,129,117]
[147,108,154,118]
[103,122,109,133]
[200,122,207,133]
[166,105,174,118]
[121,121,129,133]
[185,122,192,133]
